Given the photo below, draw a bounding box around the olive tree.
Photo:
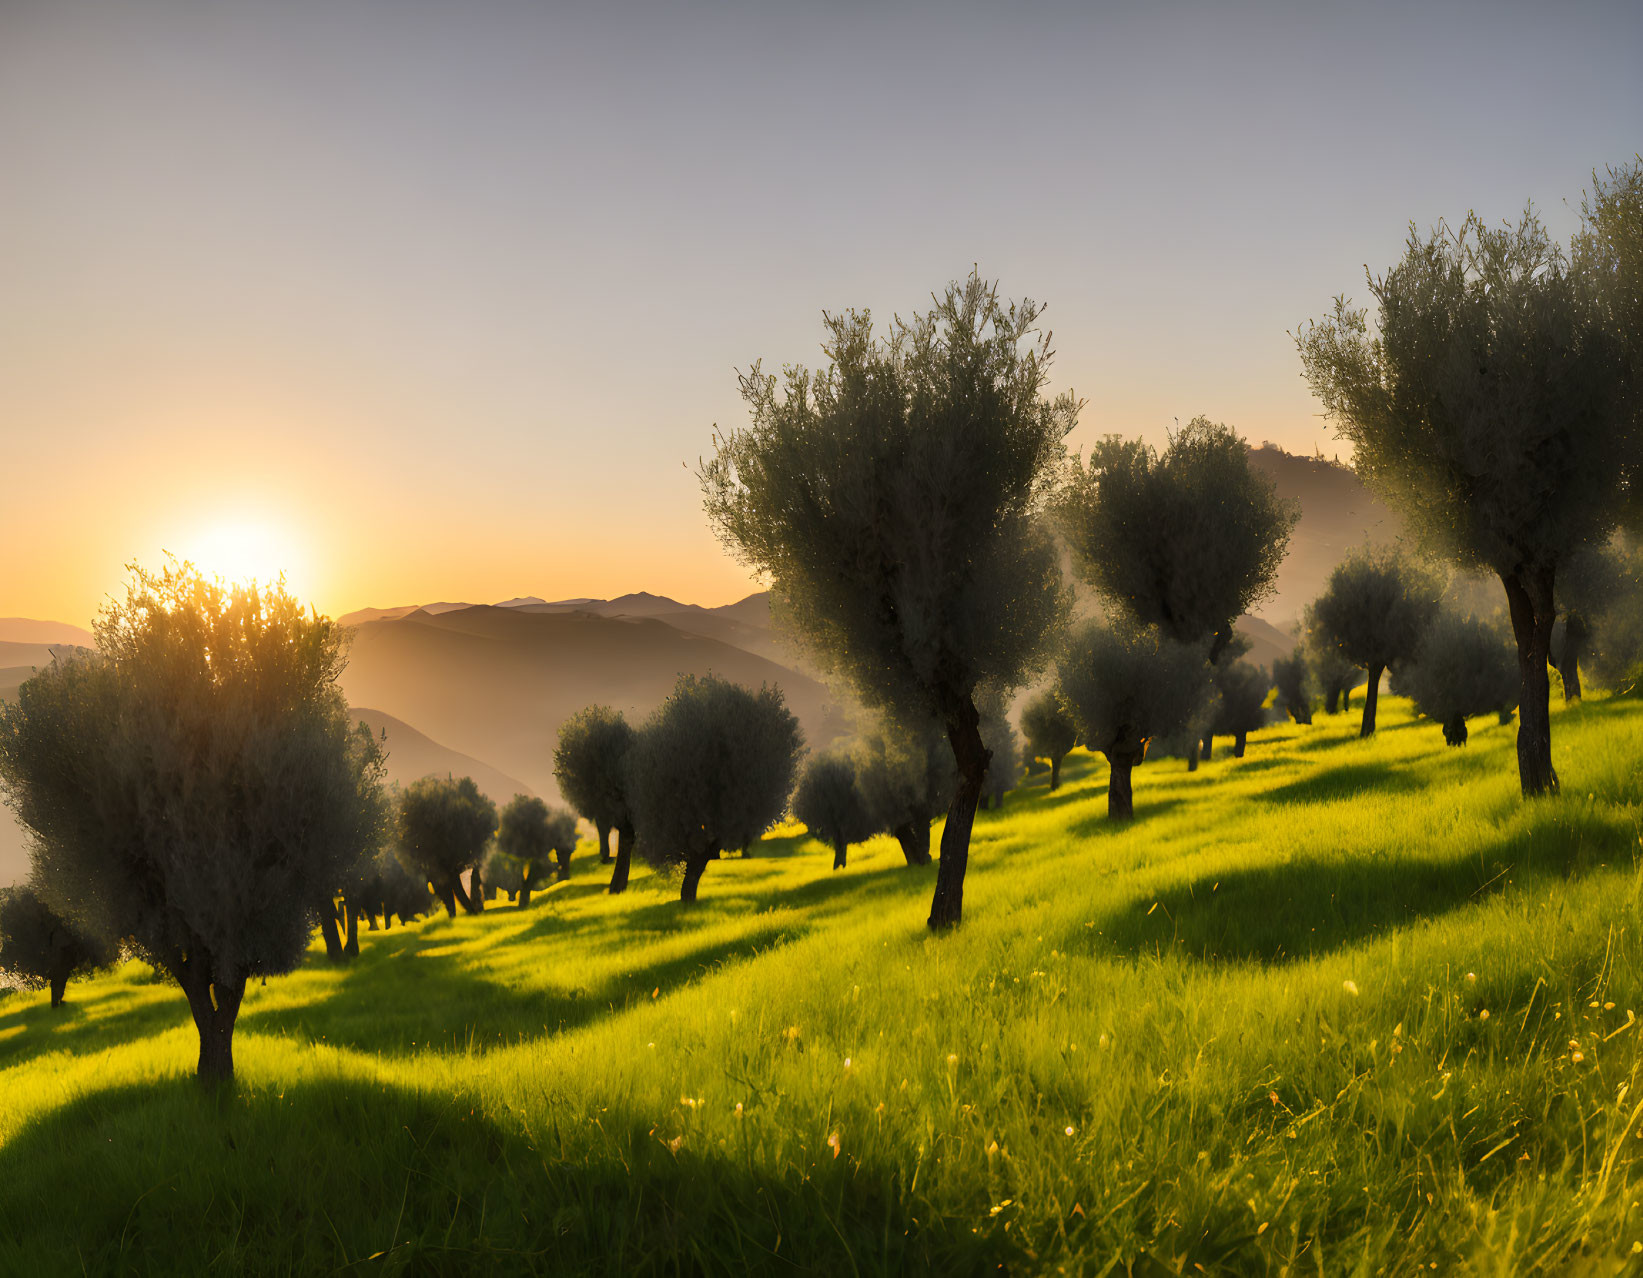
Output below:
[1394,613,1519,745]
[1298,206,1633,793]
[1020,689,1079,790]
[793,754,875,870]
[1271,651,1314,725]
[1552,543,1628,702]
[395,776,497,919]
[1057,620,1210,820]
[1302,608,1365,713]
[1213,661,1270,758]
[1059,419,1298,665]
[852,720,950,867]
[494,794,578,904]
[1308,547,1442,736]
[701,273,1075,929]
[0,564,388,1082]
[0,884,117,1008]
[626,675,803,902]
[554,705,639,894]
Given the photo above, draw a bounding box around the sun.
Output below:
[183,518,307,591]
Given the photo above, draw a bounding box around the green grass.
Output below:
[3,695,1643,1275]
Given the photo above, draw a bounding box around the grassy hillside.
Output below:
[2,696,1641,1274]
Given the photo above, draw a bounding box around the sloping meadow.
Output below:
[2,697,1641,1274]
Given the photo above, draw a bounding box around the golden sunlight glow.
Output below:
[180,518,309,593]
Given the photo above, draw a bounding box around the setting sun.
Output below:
[180,518,307,592]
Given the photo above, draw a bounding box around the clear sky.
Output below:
[3,0,1639,625]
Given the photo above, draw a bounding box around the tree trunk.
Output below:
[1325,687,1340,714]
[596,822,612,864]
[609,824,634,894]
[317,903,344,961]
[1360,664,1383,736]
[458,871,482,915]
[179,963,245,1085]
[1200,735,1213,761]
[929,697,989,931]
[680,844,720,902]
[555,847,572,881]
[977,792,991,812]
[832,838,847,871]
[1049,756,1061,791]
[49,971,67,1008]
[1105,749,1140,820]
[1503,567,1559,796]
[1563,649,1583,703]
[1233,732,1248,758]
[343,904,360,959]
[436,881,458,919]
[1291,701,1313,726]
[366,910,379,932]
[1443,717,1468,746]
[1186,751,1199,773]
[892,819,932,866]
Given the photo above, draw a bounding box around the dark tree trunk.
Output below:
[49,972,67,1008]
[608,825,634,894]
[366,910,379,932]
[1290,701,1313,726]
[555,847,572,881]
[1443,717,1468,746]
[929,697,989,931]
[458,871,482,915]
[1233,732,1248,758]
[436,881,458,919]
[597,822,613,863]
[892,819,932,866]
[179,962,245,1084]
[832,838,847,870]
[1186,751,1199,773]
[1360,664,1384,737]
[1562,647,1583,703]
[343,905,360,959]
[977,792,991,812]
[680,844,720,902]
[1325,687,1340,714]
[1200,735,1213,761]
[1105,749,1140,820]
[1503,567,1559,796]
[1049,756,1062,791]
[519,863,534,909]
[317,903,344,961]
[1343,684,1353,712]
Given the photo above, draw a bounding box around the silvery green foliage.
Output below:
[1297,208,1631,580]
[1310,547,1443,677]
[1020,689,1078,764]
[553,706,636,834]
[494,794,574,886]
[851,719,951,836]
[1394,613,1519,741]
[1271,651,1315,724]
[1302,606,1366,710]
[395,775,497,911]
[626,675,803,872]
[701,272,1075,733]
[0,564,388,990]
[1057,620,1211,761]
[1213,662,1271,742]
[792,754,875,859]
[977,687,1021,802]
[0,883,117,1000]
[1059,419,1298,662]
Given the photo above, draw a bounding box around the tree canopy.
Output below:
[1057,620,1209,820]
[626,675,803,902]
[701,272,1075,928]
[1059,419,1298,663]
[1019,688,1079,790]
[1212,662,1270,757]
[395,776,497,920]
[792,754,875,870]
[0,884,117,1009]
[0,563,388,1081]
[1394,613,1519,746]
[851,719,950,867]
[554,704,637,889]
[1308,547,1442,736]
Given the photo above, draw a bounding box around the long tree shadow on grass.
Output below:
[1078,812,1628,966]
[0,1077,1020,1278]
[0,979,190,1072]
[1257,760,1423,806]
[241,917,802,1057]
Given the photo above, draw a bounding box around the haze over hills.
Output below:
[337,604,850,805]
[350,708,535,806]
[0,619,96,646]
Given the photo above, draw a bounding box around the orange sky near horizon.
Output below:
[4,1,1637,628]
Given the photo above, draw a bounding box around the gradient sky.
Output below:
[3,0,1639,626]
